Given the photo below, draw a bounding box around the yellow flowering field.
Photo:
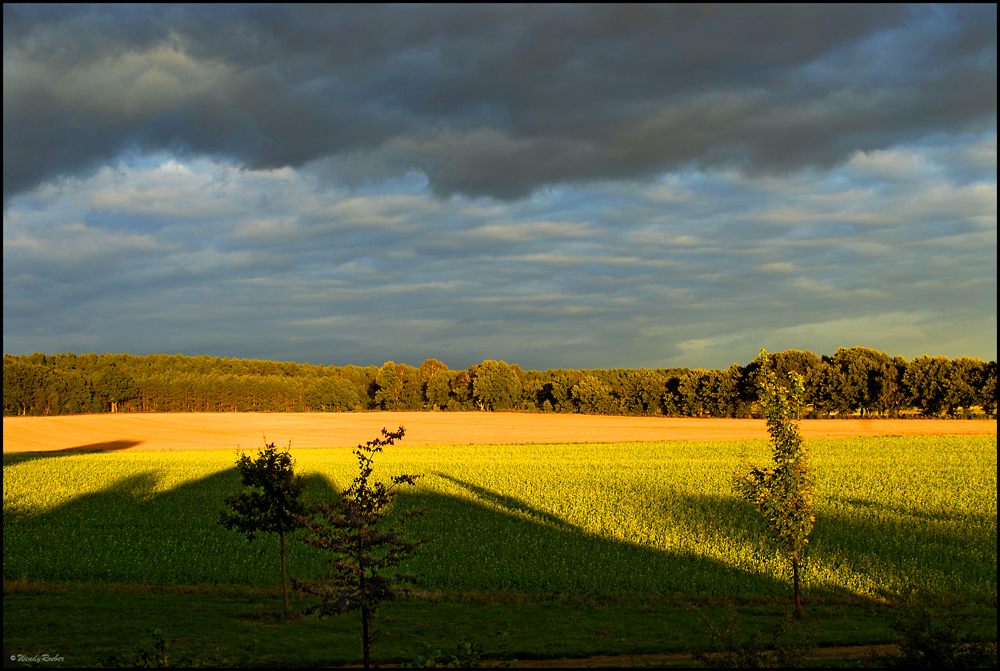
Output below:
[3,435,995,602]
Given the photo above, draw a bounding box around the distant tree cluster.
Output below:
[3,348,996,418]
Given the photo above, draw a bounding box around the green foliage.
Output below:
[94,363,139,413]
[407,640,488,668]
[734,349,814,617]
[219,440,308,617]
[691,607,814,668]
[98,627,169,668]
[406,639,520,669]
[3,358,42,415]
[619,369,666,415]
[419,358,450,409]
[944,358,982,416]
[306,377,362,412]
[425,369,454,409]
[96,626,260,668]
[905,356,991,418]
[473,360,522,411]
[5,350,997,417]
[532,370,582,412]
[869,604,998,668]
[219,441,307,541]
[677,368,745,417]
[293,426,425,668]
[830,347,904,416]
[571,375,618,414]
[905,356,953,417]
[449,370,475,409]
[375,361,423,410]
[982,361,998,416]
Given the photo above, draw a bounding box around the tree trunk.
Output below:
[792,549,802,619]
[362,602,371,669]
[359,539,370,669]
[280,530,289,619]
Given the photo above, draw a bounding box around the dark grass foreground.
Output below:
[4,580,997,667]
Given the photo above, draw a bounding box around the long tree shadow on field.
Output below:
[809,496,997,601]
[396,482,791,600]
[432,472,584,533]
[3,462,340,586]
[3,440,144,466]
[650,490,855,603]
[5,458,991,603]
[6,459,793,601]
[0,469,810,667]
[829,495,986,524]
[652,490,997,603]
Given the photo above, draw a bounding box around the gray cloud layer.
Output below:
[4,134,995,369]
[5,4,996,202]
[3,5,996,370]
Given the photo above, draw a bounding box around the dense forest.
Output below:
[3,348,996,419]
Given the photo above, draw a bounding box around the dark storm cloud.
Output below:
[4,4,995,203]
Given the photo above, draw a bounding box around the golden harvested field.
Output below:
[3,412,995,452]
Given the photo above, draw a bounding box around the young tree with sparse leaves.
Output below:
[734,349,815,618]
[219,439,307,618]
[293,426,425,669]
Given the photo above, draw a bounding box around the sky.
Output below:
[3,4,996,372]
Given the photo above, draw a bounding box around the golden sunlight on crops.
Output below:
[3,412,996,453]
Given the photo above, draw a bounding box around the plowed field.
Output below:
[3,412,995,452]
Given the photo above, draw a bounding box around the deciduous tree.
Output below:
[307,377,362,412]
[830,347,899,416]
[620,369,666,416]
[572,375,618,414]
[419,358,449,407]
[3,358,43,415]
[219,440,308,618]
[980,361,997,417]
[734,350,814,618]
[375,361,422,410]
[450,369,474,409]
[93,363,138,413]
[945,357,983,417]
[472,359,522,411]
[904,355,951,417]
[424,369,453,409]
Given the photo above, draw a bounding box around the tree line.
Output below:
[3,348,996,418]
